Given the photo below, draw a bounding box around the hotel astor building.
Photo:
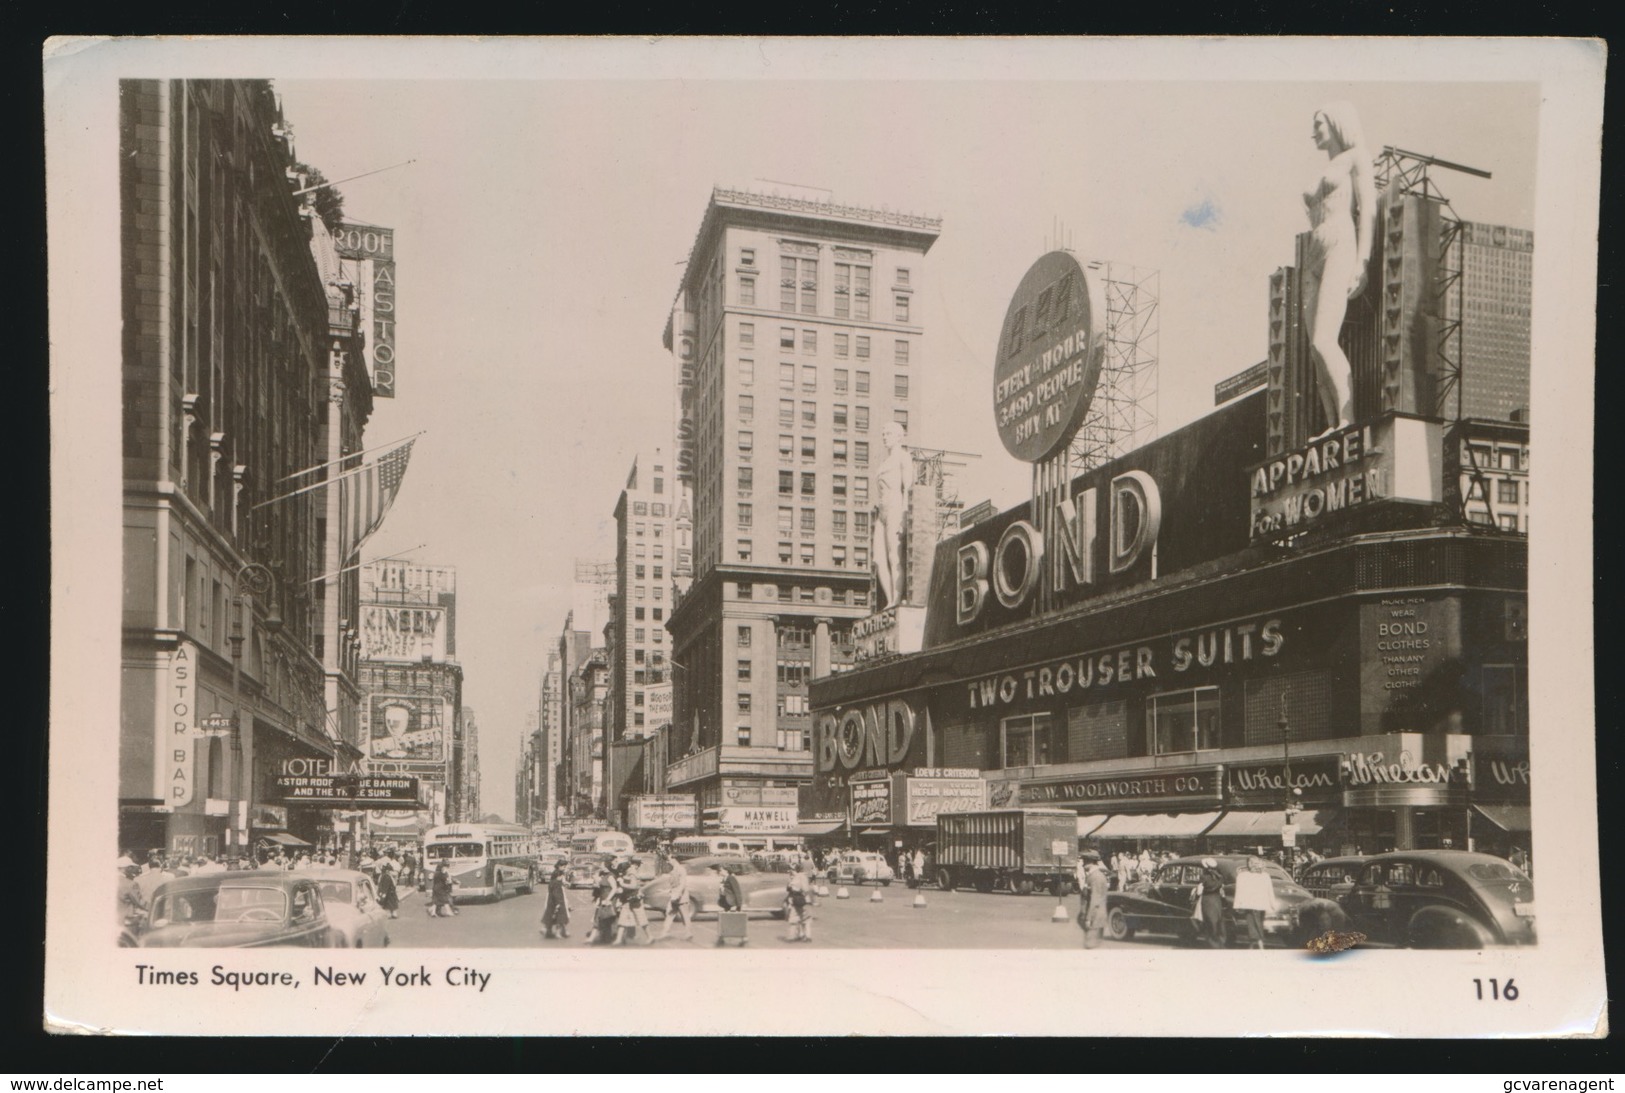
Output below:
[807,184,1531,859]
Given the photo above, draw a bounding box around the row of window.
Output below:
[734,411,908,455]
[629,500,669,517]
[746,385,909,423]
[735,438,873,471]
[739,324,911,365]
[734,582,869,607]
[733,538,871,568]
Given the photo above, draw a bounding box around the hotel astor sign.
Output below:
[993,251,1107,462]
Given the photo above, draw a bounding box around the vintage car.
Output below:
[1335,850,1535,948]
[1104,855,1312,947]
[138,871,334,948]
[308,868,391,948]
[564,854,605,889]
[640,855,791,918]
[1297,855,1369,902]
[826,851,895,887]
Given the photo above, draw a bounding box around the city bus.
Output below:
[568,830,635,860]
[422,823,538,900]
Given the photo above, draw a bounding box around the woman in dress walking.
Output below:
[375,859,401,919]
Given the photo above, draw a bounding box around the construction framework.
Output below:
[1070,260,1161,473]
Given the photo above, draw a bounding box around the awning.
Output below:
[1206,808,1341,837]
[1092,812,1222,839]
[792,821,845,836]
[256,832,312,847]
[1076,814,1109,837]
[1472,804,1532,833]
[856,827,891,836]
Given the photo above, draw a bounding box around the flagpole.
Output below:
[277,430,426,484]
[254,435,418,510]
[306,544,427,585]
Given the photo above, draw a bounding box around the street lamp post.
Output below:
[228,562,281,862]
[1279,694,1301,874]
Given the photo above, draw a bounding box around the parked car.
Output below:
[827,852,894,887]
[308,868,391,948]
[1104,855,1313,947]
[137,871,333,948]
[1297,855,1369,902]
[640,855,790,918]
[1335,850,1535,948]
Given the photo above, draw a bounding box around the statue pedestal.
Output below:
[852,604,926,662]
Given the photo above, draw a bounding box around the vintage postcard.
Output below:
[44,36,1604,1036]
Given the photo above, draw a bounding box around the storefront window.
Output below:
[1145,687,1220,756]
[1480,664,1527,734]
[1001,713,1055,768]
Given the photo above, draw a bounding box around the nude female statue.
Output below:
[1301,101,1376,436]
[872,422,911,610]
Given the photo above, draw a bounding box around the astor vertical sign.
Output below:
[334,223,397,399]
[993,251,1107,462]
[157,641,199,807]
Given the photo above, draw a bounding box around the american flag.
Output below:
[339,438,415,560]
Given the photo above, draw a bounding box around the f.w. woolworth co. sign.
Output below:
[993,250,1107,462]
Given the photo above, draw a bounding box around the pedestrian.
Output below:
[584,861,618,944]
[1509,846,1530,876]
[783,863,813,943]
[713,861,744,915]
[1192,857,1229,948]
[430,861,457,918]
[654,857,693,942]
[376,859,401,919]
[1232,856,1274,950]
[611,864,646,948]
[117,857,145,924]
[540,865,571,939]
[1077,850,1109,948]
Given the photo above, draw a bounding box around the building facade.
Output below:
[357,561,466,827]
[661,187,942,838]
[556,562,612,819]
[609,451,677,742]
[811,205,1533,862]
[1448,221,1533,423]
[460,705,482,822]
[119,79,370,860]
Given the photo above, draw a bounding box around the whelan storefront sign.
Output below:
[1225,756,1342,806]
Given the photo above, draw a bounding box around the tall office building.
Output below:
[610,450,676,743]
[661,187,941,824]
[1448,221,1533,423]
[557,562,613,818]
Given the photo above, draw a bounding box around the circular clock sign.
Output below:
[992,250,1106,462]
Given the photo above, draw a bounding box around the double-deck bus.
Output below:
[422,823,538,900]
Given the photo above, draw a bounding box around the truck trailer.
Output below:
[934,808,1080,895]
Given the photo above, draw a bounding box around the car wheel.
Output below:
[1407,906,1493,949]
[881,879,892,887]
[1014,877,1035,896]
[973,872,995,894]
[1107,908,1133,941]
[936,867,955,892]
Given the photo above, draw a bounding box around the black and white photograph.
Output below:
[44,36,1603,1037]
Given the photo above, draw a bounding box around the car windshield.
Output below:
[316,881,355,905]
[153,884,287,926]
[427,842,483,860]
[688,858,757,876]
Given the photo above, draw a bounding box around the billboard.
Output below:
[360,603,448,662]
[335,222,397,398]
[628,794,697,830]
[644,683,673,727]
[365,693,446,763]
[361,561,457,601]
[992,251,1107,462]
[711,806,797,833]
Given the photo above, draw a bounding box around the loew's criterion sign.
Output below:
[993,250,1107,462]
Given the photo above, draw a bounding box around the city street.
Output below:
[387,884,1154,950]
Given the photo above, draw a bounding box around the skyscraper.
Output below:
[661,186,941,824]
[610,450,676,743]
[1448,220,1533,422]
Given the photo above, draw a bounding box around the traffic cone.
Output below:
[1051,897,1070,922]
[912,891,927,909]
[836,886,850,900]
[869,887,883,903]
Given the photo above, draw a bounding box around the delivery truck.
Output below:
[934,808,1080,895]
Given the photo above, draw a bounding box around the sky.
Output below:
[271,64,1539,824]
